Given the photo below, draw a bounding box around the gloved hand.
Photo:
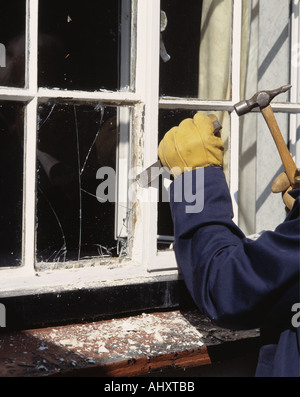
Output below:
[158,112,224,178]
[272,169,300,211]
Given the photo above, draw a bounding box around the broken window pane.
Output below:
[38,0,133,92]
[0,1,26,88]
[36,102,131,266]
[0,102,24,267]
[159,0,232,100]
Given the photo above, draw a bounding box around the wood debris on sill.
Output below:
[0,311,205,377]
[0,310,259,377]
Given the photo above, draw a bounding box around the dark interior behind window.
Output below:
[0,102,24,267]
[38,0,129,92]
[159,0,202,98]
[0,1,26,88]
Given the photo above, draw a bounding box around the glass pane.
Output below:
[158,110,201,249]
[0,1,26,88]
[0,102,24,267]
[159,0,232,100]
[38,0,134,92]
[239,112,289,236]
[296,115,300,164]
[241,0,291,104]
[36,102,131,266]
[158,109,229,249]
[239,0,293,236]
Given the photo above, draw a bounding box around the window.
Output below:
[0,0,136,277]
[158,0,300,243]
[0,1,299,305]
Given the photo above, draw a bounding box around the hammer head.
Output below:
[234,84,292,116]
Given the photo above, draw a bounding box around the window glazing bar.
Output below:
[132,0,161,270]
[289,0,300,160]
[159,98,235,111]
[229,0,243,224]
[22,0,39,274]
[38,88,140,104]
[23,97,38,273]
[0,88,36,101]
[26,0,38,91]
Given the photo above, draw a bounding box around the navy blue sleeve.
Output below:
[169,167,300,330]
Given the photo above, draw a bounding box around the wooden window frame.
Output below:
[0,0,299,301]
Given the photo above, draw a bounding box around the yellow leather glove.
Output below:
[158,112,224,178]
[272,170,300,211]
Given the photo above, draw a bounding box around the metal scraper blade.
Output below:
[136,160,165,188]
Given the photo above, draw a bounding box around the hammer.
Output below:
[234,85,299,187]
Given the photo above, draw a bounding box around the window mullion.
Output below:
[290,0,299,104]
[132,0,161,269]
[23,97,38,273]
[289,0,300,161]
[230,0,243,224]
[22,0,39,274]
[231,0,242,104]
[26,0,38,91]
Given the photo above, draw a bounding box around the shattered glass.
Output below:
[36,102,131,266]
[0,102,24,267]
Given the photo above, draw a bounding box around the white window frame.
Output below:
[0,0,142,290]
[0,0,299,296]
[152,0,300,271]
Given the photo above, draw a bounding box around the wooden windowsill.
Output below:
[0,310,260,377]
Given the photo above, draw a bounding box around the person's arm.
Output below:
[157,112,299,331]
[169,166,300,330]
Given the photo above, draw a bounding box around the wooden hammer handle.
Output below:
[261,105,298,187]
